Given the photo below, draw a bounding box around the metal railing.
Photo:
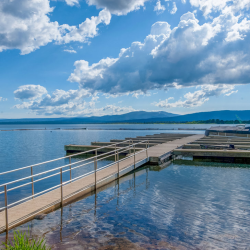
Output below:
[0,139,150,232]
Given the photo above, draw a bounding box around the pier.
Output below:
[0,133,202,233]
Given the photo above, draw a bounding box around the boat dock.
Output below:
[173,135,250,163]
[0,133,203,233]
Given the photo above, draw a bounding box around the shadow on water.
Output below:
[1,161,250,249]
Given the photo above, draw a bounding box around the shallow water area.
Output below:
[2,161,250,250]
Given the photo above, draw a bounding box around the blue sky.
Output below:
[0,0,250,118]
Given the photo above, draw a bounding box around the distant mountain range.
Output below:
[0,111,177,124]
[0,110,250,124]
[123,110,250,123]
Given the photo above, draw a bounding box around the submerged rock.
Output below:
[34,214,46,220]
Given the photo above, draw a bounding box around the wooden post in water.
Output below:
[4,185,8,232]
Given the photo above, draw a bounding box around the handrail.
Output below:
[1,138,150,232]
[0,139,148,188]
[0,139,133,176]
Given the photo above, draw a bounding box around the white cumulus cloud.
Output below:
[14,85,48,100]
[0,0,61,55]
[64,49,77,53]
[0,0,111,54]
[65,0,79,6]
[0,97,7,101]
[13,85,135,116]
[154,84,238,108]
[189,0,250,17]
[154,0,166,14]
[86,0,148,15]
[170,2,177,14]
[69,10,250,96]
[58,9,111,44]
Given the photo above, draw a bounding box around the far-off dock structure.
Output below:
[1,125,250,233]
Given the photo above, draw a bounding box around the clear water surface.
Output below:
[1,124,250,249]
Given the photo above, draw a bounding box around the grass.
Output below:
[1,230,51,250]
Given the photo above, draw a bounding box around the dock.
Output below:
[0,133,202,233]
[173,134,250,163]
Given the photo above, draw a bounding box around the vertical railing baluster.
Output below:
[117,149,119,178]
[115,145,117,162]
[4,185,8,232]
[60,168,63,207]
[94,150,97,190]
[146,140,148,159]
[129,140,131,154]
[134,145,135,169]
[31,167,34,198]
[69,156,72,182]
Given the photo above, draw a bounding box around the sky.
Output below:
[0,0,250,118]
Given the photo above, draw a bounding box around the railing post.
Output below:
[60,168,63,207]
[94,150,97,190]
[146,140,148,159]
[69,156,72,182]
[117,149,120,178]
[31,167,34,198]
[115,145,117,162]
[129,140,131,154]
[4,185,8,232]
[134,145,135,169]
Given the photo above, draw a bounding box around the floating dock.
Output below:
[173,129,250,163]
[0,133,202,233]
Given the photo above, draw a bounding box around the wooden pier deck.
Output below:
[0,133,202,233]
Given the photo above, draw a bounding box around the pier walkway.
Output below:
[0,133,202,233]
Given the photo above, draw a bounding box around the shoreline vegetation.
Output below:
[1,230,50,250]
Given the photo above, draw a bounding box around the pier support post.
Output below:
[60,169,63,207]
[31,167,34,198]
[69,157,72,182]
[4,185,8,232]
[94,150,97,190]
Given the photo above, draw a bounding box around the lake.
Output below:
[1,124,250,249]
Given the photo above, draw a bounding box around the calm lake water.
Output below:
[1,124,250,249]
[0,124,204,207]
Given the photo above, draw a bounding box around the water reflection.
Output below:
[1,162,250,249]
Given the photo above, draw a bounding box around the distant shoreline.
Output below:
[0,120,249,125]
[0,127,207,132]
